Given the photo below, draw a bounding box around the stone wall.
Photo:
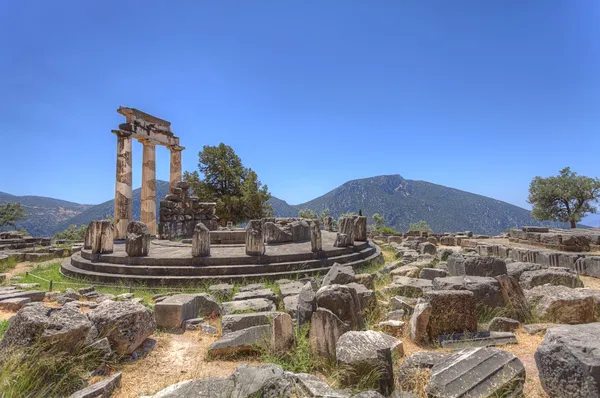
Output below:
[262,218,311,244]
[158,181,219,240]
[509,227,600,252]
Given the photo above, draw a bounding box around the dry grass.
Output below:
[581,275,600,290]
[0,309,14,321]
[112,330,260,398]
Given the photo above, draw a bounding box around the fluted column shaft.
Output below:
[141,140,157,235]
[169,145,184,191]
[113,130,132,240]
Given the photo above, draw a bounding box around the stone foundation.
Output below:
[509,227,600,252]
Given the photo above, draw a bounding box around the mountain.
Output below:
[55,180,171,232]
[0,192,92,237]
[1,174,579,237]
[269,174,571,235]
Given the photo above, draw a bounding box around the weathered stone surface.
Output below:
[292,373,351,397]
[433,276,504,309]
[141,377,235,398]
[519,267,583,289]
[309,308,349,360]
[192,222,211,257]
[0,304,92,352]
[155,294,216,329]
[239,283,265,292]
[523,323,558,335]
[125,221,150,257]
[221,311,281,334]
[377,320,405,334]
[316,284,363,330]
[208,283,234,297]
[488,317,520,332]
[336,331,402,395]
[310,220,323,252]
[386,309,405,321]
[322,263,356,287]
[418,268,448,280]
[355,273,376,290]
[419,242,437,255]
[88,220,114,254]
[409,300,431,345]
[353,216,368,241]
[427,347,525,397]
[439,331,518,350]
[271,312,294,352]
[278,281,304,298]
[208,325,271,356]
[264,222,293,244]
[323,216,334,232]
[334,233,351,248]
[423,290,477,342]
[535,323,600,397]
[291,220,311,242]
[390,266,421,278]
[338,217,355,243]
[284,282,316,325]
[390,296,417,315]
[245,220,265,256]
[88,300,156,355]
[385,276,433,298]
[230,363,288,398]
[437,248,453,261]
[447,254,507,277]
[494,274,529,321]
[0,297,30,311]
[347,283,375,311]
[222,298,276,315]
[525,285,595,324]
[69,372,122,398]
[232,288,278,303]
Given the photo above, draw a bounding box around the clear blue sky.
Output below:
[1,1,599,224]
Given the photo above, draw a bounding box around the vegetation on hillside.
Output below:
[184,143,273,225]
[409,220,432,233]
[529,167,600,228]
[0,202,26,228]
[53,224,87,241]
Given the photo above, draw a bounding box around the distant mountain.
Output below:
[2,174,578,237]
[268,174,572,235]
[0,192,92,237]
[55,180,171,232]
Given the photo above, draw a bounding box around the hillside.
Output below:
[2,175,577,237]
[0,192,92,237]
[55,180,171,232]
[271,175,569,235]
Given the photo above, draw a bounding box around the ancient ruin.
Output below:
[112,107,184,239]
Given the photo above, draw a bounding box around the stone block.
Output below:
[69,372,122,398]
[0,297,30,311]
[222,298,276,315]
[192,222,210,257]
[309,308,349,360]
[88,220,113,254]
[125,221,150,257]
[155,294,202,329]
[525,285,595,324]
[208,325,271,357]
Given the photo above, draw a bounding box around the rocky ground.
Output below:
[1,236,600,397]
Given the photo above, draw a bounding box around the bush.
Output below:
[408,220,432,233]
[378,227,397,235]
[54,224,87,241]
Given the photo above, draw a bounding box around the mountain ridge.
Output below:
[2,174,576,236]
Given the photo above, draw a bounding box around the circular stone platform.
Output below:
[61,231,382,285]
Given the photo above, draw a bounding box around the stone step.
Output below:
[60,245,382,285]
[70,246,376,277]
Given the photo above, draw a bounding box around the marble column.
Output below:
[141,140,157,235]
[169,145,184,191]
[112,130,132,240]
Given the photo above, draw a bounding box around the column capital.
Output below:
[169,145,185,152]
[137,138,157,146]
[111,129,132,138]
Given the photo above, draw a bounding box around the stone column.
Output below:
[310,220,322,252]
[89,220,114,254]
[169,145,184,191]
[141,140,157,235]
[354,216,368,241]
[246,220,265,256]
[113,130,133,240]
[192,222,211,257]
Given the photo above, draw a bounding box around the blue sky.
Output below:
[1,1,599,225]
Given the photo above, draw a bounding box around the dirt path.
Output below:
[112,330,260,398]
[4,258,62,279]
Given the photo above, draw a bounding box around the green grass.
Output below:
[0,320,9,339]
[0,257,18,274]
[259,324,315,374]
[0,343,111,397]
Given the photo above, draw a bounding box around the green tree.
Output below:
[0,202,26,228]
[372,213,385,230]
[409,220,432,233]
[54,224,87,241]
[528,167,600,228]
[298,208,317,220]
[184,143,273,225]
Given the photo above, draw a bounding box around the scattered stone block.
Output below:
[232,288,278,303]
[0,297,30,311]
[310,220,322,251]
[271,313,294,352]
[222,298,276,315]
[418,268,448,280]
[68,372,122,398]
[389,296,416,315]
[245,220,265,256]
[419,242,437,255]
[447,254,507,277]
[208,283,234,297]
[523,323,558,335]
[155,294,207,329]
[409,300,431,345]
[208,325,271,356]
[535,323,600,397]
[88,220,114,254]
[525,285,595,324]
[334,233,351,247]
[292,373,350,398]
[385,276,433,298]
[376,320,405,334]
[433,276,504,309]
[316,284,363,330]
[278,281,304,298]
[390,266,421,278]
[386,310,405,321]
[439,331,518,349]
[519,267,583,289]
[192,222,211,257]
[88,300,156,355]
[322,263,355,286]
[221,311,281,334]
[239,283,265,292]
[309,308,349,360]
[425,290,477,343]
[125,221,150,257]
[488,317,520,332]
[494,274,529,321]
[347,282,375,311]
[427,347,525,397]
[355,273,376,290]
[0,289,45,303]
[353,216,368,241]
[283,282,315,325]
